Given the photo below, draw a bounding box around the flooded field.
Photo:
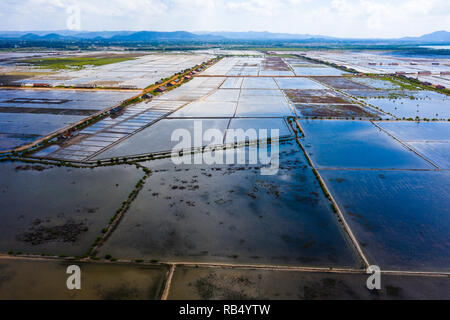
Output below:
[376,121,450,168]
[242,77,279,90]
[292,67,348,76]
[302,50,450,89]
[362,91,450,120]
[284,89,352,104]
[168,266,450,300]
[6,53,212,89]
[98,141,361,268]
[293,104,379,118]
[92,118,230,159]
[0,161,145,256]
[275,78,326,90]
[407,142,450,168]
[0,259,166,299]
[350,77,405,90]
[227,118,292,141]
[169,101,237,118]
[1,53,449,300]
[298,120,433,169]
[312,77,370,90]
[321,170,450,271]
[377,121,450,141]
[0,89,137,151]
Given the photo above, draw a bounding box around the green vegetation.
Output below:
[376,76,422,91]
[300,55,359,74]
[23,56,137,70]
[395,75,450,96]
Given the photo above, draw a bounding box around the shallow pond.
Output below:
[321,170,450,271]
[0,259,166,299]
[0,162,145,256]
[169,101,237,118]
[168,266,450,300]
[408,142,450,169]
[364,91,450,120]
[376,121,450,141]
[275,78,326,90]
[299,120,433,169]
[98,141,361,268]
[93,118,230,159]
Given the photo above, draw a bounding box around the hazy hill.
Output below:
[0,30,448,43]
[402,30,450,42]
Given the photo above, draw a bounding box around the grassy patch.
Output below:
[23,56,137,70]
[376,76,422,91]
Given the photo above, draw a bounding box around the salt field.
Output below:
[321,170,450,271]
[0,161,145,256]
[98,141,362,267]
[1,52,449,300]
[0,88,137,151]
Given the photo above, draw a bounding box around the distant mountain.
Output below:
[71,31,135,39]
[1,30,224,42]
[0,30,135,39]
[109,31,224,41]
[401,30,450,42]
[195,31,336,40]
[18,33,65,40]
[0,30,448,43]
[40,33,63,40]
[19,33,41,40]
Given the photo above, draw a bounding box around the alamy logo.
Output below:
[66,5,81,31]
[66,265,81,290]
[171,120,280,175]
[366,265,381,290]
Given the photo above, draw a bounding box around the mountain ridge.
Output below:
[0,30,449,43]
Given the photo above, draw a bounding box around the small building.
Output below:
[109,106,124,116]
[155,86,166,93]
[418,71,432,76]
[436,85,446,89]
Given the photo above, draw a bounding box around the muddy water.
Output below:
[99,141,361,268]
[321,170,450,271]
[0,162,145,256]
[0,258,167,300]
[299,120,433,169]
[168,266,450,300]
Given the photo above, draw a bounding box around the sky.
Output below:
[0,0,449,38]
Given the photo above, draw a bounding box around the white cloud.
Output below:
[0,0,449,37]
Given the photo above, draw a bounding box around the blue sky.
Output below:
[1,0,449,38]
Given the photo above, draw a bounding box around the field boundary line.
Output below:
[371,121,440,169]
[1,255,449,277]
[161,264,176,300]
[291,120,370,269]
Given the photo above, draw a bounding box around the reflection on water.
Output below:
[0,162,145,256]
[322,170,450,271]
[0,259,167,300]
[99,141,361,268]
